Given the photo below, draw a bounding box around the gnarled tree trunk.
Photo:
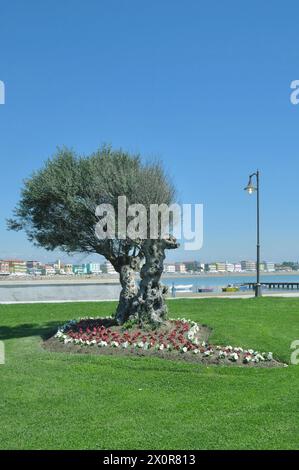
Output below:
[115,264,138,324]
[113,254,142,324]
[135,235,179,326]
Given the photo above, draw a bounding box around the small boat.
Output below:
[173,284,193,293]
[198,287,214,293]
[222,284,239,292]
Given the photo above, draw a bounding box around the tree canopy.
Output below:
[8,145,178,325]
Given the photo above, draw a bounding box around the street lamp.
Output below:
[244,170,262,297]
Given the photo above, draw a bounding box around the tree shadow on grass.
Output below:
[0,321,60,341]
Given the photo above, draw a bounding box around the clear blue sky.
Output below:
[0,0,299,264]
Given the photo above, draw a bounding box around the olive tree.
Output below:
[8,145,178,325]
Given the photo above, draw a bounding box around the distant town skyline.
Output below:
[1,257,297,278]
[0,251,295,266]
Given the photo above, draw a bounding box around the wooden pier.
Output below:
[243,282,299,290]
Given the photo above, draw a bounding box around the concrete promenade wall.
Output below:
[0,280,121,303]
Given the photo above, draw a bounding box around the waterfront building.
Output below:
[215,262,226,272]
[54,260,62,273]
[86,262,101,274]
[264,261,275,272]
[46,260,62,273]
[164,263,176,274]
[259,262,265,272]
[233,263,242,272]
[42,264,56,275]
[26,260,41,269]
[225,263,235,272]
[27,267,43,276]
[7,260,27,275]
[175,263,186,273]
[205,263,217,272]
[241,260,256,271]
[101,261,117,274]
[0,260,9,275]
[63,263,73,274]
[72,264,88,275]
[26,260,43,275]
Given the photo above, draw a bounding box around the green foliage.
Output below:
[7,145,175,260]
[121,318,138,330]
[185,261,202,272]
[121,318,159,332]
[279,261,299,271]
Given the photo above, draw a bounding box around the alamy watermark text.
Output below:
[95,196,203,251]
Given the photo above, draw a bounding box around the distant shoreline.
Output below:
[163,271,298,279]
[0,270,298,285]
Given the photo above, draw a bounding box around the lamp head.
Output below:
[244,177,256,194]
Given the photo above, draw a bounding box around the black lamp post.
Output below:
[244,170,262,297]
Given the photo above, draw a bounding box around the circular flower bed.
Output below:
[50,316,283,367]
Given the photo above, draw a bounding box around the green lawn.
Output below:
[0,298,298,450]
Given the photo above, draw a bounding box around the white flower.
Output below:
[203,350,211,356]
[122,341,129,349]
[229,352,239,362]
[159,344,165,351]
[267,352,273,361]
[256,353,265,361]
[64,338,72,344]
[98,341,108,347]
[243,356,251,363]
[111,341,119,347]
[218,350,227,358]
[182,346,188,353]
[193,349,199,354]
[137,341,145,348]
[187,323,199,340]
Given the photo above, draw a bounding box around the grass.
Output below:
[0,297,298,450]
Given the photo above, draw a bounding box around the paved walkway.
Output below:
[2,291,299,304]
